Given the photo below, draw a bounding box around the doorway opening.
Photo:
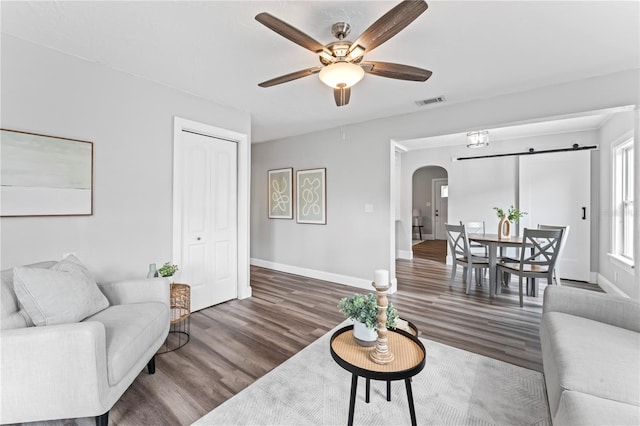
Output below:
[411,166,448,261]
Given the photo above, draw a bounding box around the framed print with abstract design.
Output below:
[1,129,93,217]
[296,168,326,224]
[268,168,293,219]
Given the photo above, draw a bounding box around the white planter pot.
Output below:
[353,320,377,346]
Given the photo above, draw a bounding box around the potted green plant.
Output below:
[493,205,527,238]
[158,262,179,281]
[338,293,398,346]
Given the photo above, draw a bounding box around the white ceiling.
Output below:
[1,1,639,143]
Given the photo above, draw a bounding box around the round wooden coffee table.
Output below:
[330,324,426,426]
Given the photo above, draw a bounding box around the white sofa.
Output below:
[540,286,640,425]
[0,259,170,425]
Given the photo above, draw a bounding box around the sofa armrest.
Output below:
[0,322,109,423]
[98,278,170,306]
[543,286,640,332]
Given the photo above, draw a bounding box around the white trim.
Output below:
[394,143,408,153]
[173,117,251,301]
[610,132,635,266]
[250,258,397,294]
[432,178,448,240]
[597,273,630,298]
[397,249,413,260]
[607,253,635,273]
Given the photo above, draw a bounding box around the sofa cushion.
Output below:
[13,256,109,326]
[541,312,640,411]
[554,391,640,426]
[84,302,169,386]
[1,262,56,330]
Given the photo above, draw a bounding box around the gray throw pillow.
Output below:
[13,256,109,326]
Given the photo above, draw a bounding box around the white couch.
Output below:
[0,260,170,425]
[540,286,640,425]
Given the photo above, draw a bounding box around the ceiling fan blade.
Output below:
[256,12,328,56]
[258,67,322,88]
[334,85,351,107]
[350,0,428,55]
[362,61,432,81]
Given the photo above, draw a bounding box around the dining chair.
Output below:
[445,223,489,294]
[497,228,564,307]
[461,220,488,284]
[462,220,488,257]
[538,224,570,285]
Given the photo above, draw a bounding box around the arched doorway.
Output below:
[412,166,448,262]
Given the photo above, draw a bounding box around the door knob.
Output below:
[196,237,201,241]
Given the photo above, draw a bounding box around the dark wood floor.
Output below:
[110,241,602,425]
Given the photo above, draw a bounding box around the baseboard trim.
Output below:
[250,258,397,293]
[397,250,413,260]
[596,273,630,298]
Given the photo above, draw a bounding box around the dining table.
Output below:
[467,233,524,298]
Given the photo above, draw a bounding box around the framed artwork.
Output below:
[268,168,293,219]
[296,168,326,224]
[1,129,93,217]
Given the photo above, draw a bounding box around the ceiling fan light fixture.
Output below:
[467,130,490,148]
[319,62,365,88]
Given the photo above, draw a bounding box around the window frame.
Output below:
[611,137,634,266]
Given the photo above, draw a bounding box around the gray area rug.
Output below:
[194,323,550,426]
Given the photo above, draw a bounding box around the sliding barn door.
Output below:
[519,150,590,282]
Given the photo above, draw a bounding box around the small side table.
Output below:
[412,225,424,240]
[330,325,426,426]
[158,283,191,354]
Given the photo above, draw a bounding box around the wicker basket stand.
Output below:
[158,283,191,354]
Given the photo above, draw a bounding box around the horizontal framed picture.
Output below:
[1,129,93,217]
[268,167,293,219]
[297,168,326,225]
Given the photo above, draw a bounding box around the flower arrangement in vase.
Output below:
[493,205,527,239]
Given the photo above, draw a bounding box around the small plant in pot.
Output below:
[158,262,179,281]
[338,293,398,346]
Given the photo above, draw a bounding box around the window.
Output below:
[441,185,449,198]
[613,138,634,263]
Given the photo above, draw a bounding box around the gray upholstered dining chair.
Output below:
[538,224,570,285]
[445,223,489,294]
[497,228,564,307]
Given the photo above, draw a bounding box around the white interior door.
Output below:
[519,150,590,282]
[433,178,448,240]
[180,130,238,311]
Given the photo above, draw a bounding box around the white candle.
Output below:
[374,269,389,287]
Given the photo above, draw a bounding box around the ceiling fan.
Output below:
[255,0,432,107]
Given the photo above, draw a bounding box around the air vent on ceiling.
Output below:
[415,96,446,106]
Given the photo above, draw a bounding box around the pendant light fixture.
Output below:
[467,130,489,148]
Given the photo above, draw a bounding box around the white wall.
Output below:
[597,110,638,298]
[0,36,251,282]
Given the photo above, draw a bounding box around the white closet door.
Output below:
[519,150,590,282]
[180,130,238,311]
